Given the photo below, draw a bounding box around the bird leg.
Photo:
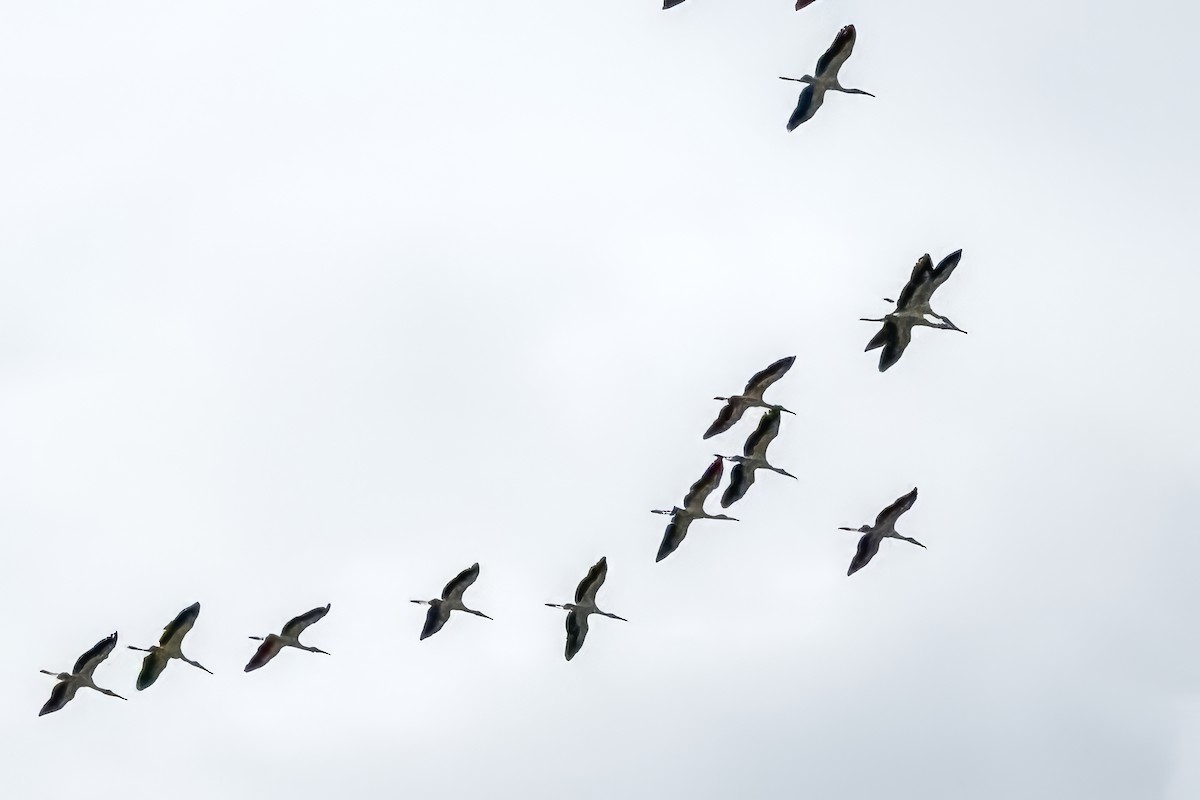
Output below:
[602,612,629,622]
[183,657,213,674]
[98,687,127,700]
[467,609,494,620]
[899,536,927,548]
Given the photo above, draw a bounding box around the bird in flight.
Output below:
[546,557,627,661]
[244,604,331,672]
[860,250,967,372]
[716,409,796,507]
[838,487,927,575]
[780,24,874,130]
[411,562,493,640]
[128,602,213,690]
[652,456,739,562]
[39,631,126,716]
[704,355,796,440]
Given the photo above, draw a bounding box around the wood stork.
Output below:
[861,250,967,372]
[780,25,874,130]
[244,604,331,672]
[715,409,796,508]
[411,562,493,640]
[652,456,739,562]
[545,557,626,661]
[704,355,796,440]
[128,602,212,690]
[39,632,126,716]
[839,487,926,576]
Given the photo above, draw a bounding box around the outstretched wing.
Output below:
[39,680,78,716]
[74,632,118,677]
[136,649,170,691]
[656,513,693,562]
[704,399,746,439]
[244,635,284,673]
[442,563,481,602]
[876,318,912,373]
[787,84,825,130]
[743,356,795,398]
[682,456,724,511]
[575,557,608,604]
[564,610,589,661]
[281,604,330,639]
[420,600,450,641]
[875,487,919,528]
[160,603,200,648]
[720,463,757,508]
[848,533,881,576]
[814,25,857,80]
[743,410,782,459]
[895,255,934,311]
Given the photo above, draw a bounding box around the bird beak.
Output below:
[837,527,856,531]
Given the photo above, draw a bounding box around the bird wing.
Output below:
[895,255,934,311]
[743,409,781,459]
[420,601,450,640]
[564,610,589,661]
[814,24,857,79]
[74,632,118,677]
[795,0,818,8]
[924,249,962,300]
[244,635,284,673]
[575,557,608,604]
[442,563,481,602]
[656,513,693,562]
[864,321,893,353]
[39,679,78,716]
[787,84,824,130]
[720,462,757,508]
[136,649,170,691]
[875,487,919,528]
[663,0,688,8]
[682,456,724,511]
[703,399,746,439]
[160,602,200,648]
[877,317,912,372]
[281,604,330,639]
[742,355,795,399]
[848,532,881,576]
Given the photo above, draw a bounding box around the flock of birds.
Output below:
[35,3,969,717]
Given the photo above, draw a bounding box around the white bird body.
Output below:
[245,604,331,672]
[704,355,796,440]
[839,488,927,575]
[411,562,493,640]
[780,25,874,130]
[39,632,126,716]
[128,602,212,690]
[546,557,627,661]
[653,456,739,562]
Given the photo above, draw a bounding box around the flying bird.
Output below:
[411,562,493,640]
[128,602,212,690]
[861,250,967,372]
[715,409,796,507]
[704,355,796,439]
[244,604,331,672]
[652,456,739,562]
[546,557,627,661]
[838,487,926,576]
[39,632,126,716]
[780,24,874,130]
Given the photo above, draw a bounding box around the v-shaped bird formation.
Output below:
[34,3,966,716]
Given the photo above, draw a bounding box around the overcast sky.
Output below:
[2,1,1198,798]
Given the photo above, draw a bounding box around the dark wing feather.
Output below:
[796,0,818,8]
[136,649,170,691]
[743,410,781,458]
[877,319,912,372]
[928,249,962,294]
[743,356,795,396]
[895,255,933,311]
[73,632,117,676]
[814,25,856,78]
[39,680,77,716]
[442,563,480,601]
[875,487,919,528]
[575,557,608,604]
[682,456,724,509]
[704,400,746,439]
[244,636,283,672]
[565,611,589,661]
[787,84,821,130]
[281,604,330,638]
[848,533,881,576]
[663,0,688,8]
[656,514,693,562]
[160,603,200,647]
[865,322,893,353]
[720,463,756,508]
[420,601,449,641]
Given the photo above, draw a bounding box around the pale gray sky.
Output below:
[2,1,1198,798]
